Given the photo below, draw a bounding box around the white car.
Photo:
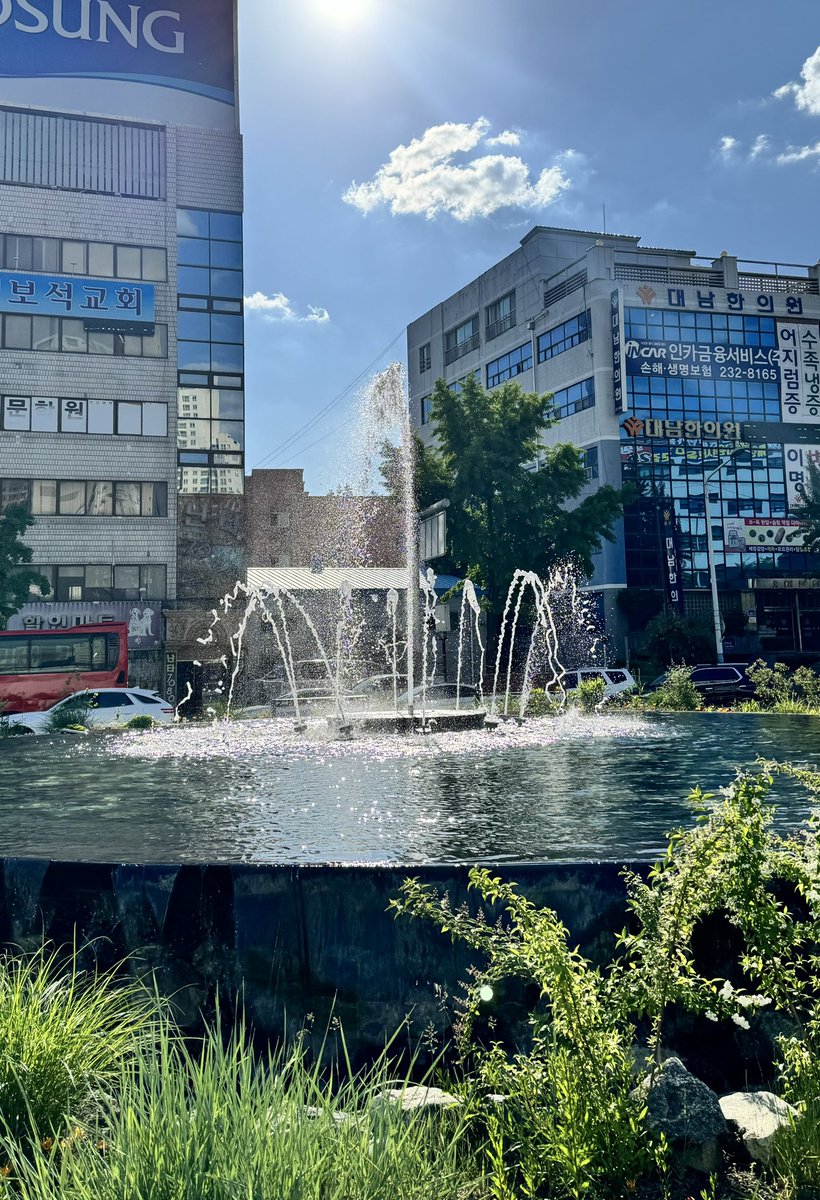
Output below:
[551,668,636,699]
[5,688,175,734]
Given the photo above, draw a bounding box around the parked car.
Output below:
[647,664,755,703]
[349,675,408,701]
[407,682,480,709]
[550,667,637,699]
[4,688,175,734]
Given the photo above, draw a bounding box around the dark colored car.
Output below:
[648,664,755,702]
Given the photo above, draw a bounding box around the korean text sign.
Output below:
[0,272,154,324]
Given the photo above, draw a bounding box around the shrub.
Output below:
[571,676,606,713]
[125,715,156,731]
[644,610,714,667]
[642,665,702,711]
[0,946,152,1144]
[43,695,94,735]
[746,659,820,712]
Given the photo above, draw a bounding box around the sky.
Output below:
[237,0,820,493]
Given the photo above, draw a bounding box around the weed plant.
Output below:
[640,664,703,711]
[570,676,606,712]
[2,1016,479,1200]
[42,695,94,735]
[0,945,153,1144]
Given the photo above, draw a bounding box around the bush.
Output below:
[0,946,152,1144]
[571,676,606,713]
[43,695,94,735]
[644,610,714,667]
[125,715,156,731]
[746,659,820,712]
[642,665,702,711]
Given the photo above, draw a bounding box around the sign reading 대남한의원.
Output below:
[0,0,235,112]
[621,416,744,442]
[0,272,154,325]
[724,517,807,550]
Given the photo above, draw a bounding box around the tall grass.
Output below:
[0,945,153,1143]
[2,1015,479,1200]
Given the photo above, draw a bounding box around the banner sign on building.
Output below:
[621,416,744,442]
[724,517,807,550]
[777,324,820,422]
[625,339,779,382]
[8,602,161,648]
[631,283,809,319]
[660,505,685,611]
[611,289,624,413]
[749,577,820,590]
[0,272,154,326]
[784,444,820,508]
[0,1,235,106]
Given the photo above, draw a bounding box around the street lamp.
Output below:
[703,445,750,665]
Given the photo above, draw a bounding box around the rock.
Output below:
[719,1090,798,1163]
[633,1056,727,1173]
[377,1085,461,1113]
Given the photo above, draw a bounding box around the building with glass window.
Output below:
[0,1,243,686]
[407,226,820,660]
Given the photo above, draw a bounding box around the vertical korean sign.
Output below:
[660,506,685,613]
[165,652,178,708]
[778,323,820,423]
[611,289,625,413]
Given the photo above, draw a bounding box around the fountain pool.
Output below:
[0,711,816,865]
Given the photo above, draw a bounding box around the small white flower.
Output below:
[731,1013,750,1030]
[754,996,772,1007]
[737,994,754,1008]
[719,980,734,999]
[705,1010,718,1022]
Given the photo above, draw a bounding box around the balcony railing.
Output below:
[444,332,479,365]
[485,312,516,341]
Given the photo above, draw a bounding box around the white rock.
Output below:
[719,1090,798,1163]
[379,1085,461,1112]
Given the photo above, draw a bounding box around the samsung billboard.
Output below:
[0,0,236,130]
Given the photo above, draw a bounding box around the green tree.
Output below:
[796,458,820,554]
[419,375,624,613]
[0,506,49,628]
[644,610,714,667]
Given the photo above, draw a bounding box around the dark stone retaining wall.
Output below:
[0,857,640,1064]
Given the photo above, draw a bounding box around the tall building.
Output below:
[407,227,820,659]
[0,0,243,684]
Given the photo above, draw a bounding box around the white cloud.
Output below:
[774,46,820,115]
[486,129,520,147]
[749,133,771,159]
[718,135,738,158]
[777,141,820,165]
[342,118,572,221]
[244,291,330,324]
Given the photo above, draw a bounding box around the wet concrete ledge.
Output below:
[0,857,640,1063]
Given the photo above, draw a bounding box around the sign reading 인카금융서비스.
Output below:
[0,0,236,129]
[0,272,154,326]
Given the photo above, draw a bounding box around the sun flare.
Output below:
[312,0,375,27]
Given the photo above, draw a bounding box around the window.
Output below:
[420,395,433,425]
[582,446,599,481]
[1,233,167,281]
[2,480,169,517]
[550,377,595,420]
[485,291,516,340]
[0,316,167,358]
[419,342,431,373]
[486,342,532,389]
[92,691,134,708]
[537,310,591,362]
[444,315,479,366]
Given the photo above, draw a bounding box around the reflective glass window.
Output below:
[178,237,209,267]
[177,209,209,237]
[209,212,242,241]
[210,240,243,269]
[58,481,85,515]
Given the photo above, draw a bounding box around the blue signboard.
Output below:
[0,271,154,324]
[0,0,235,106]
[625,338,779,383]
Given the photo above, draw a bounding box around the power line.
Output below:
[272,415,358,469]
[250,326,406,469]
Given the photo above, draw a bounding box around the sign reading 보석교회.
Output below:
[0,0,235,108]
[0,272,154,326]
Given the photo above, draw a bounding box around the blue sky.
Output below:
[237,1,820,492]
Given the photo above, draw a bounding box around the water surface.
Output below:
[0,712,817,865]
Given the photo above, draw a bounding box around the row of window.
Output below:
[0,314,167,357]
[0,632,121,676]
[487,341,532,388]
[177,312,244,344]
[1,396,167,438]
[0,234,167,281]
[624,308,778,348]
[550,377,595,420]
[0,480,168,518]
[24,564,167,602]
[177,467,244,495]
[177,341,243,374]
[178,420,244,452]
[177,389,244,420]
[177,267,243,301]
[628,376,782,423]
[538,310,590,362]
[177,209,242,243]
